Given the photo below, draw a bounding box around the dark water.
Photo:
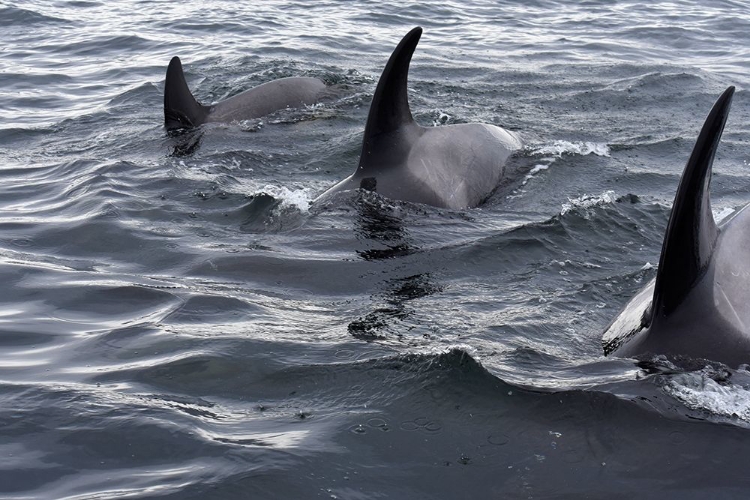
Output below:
[3,1,750,498]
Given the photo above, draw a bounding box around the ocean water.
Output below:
[3,1,750,498]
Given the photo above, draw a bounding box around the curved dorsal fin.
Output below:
[358,27,422,168]
[652,86,735,318]
[164,57,210,130]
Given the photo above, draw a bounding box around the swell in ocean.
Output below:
[3,1,750,498]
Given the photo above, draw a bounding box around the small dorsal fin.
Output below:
[164,57,210,130]
[652,86,734,318]
[358,27,422,168]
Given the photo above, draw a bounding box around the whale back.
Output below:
[602,87,750,366]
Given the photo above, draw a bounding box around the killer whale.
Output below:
[602,86,750,367]
[315,27,522,209]
[163,56,327,130]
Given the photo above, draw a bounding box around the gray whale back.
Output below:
[315,27,521,209]
[163,56,326,130]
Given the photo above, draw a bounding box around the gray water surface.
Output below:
[3,1,750,498]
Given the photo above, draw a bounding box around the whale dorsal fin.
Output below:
[358,27,422,170]
[652,86,735,318]
[164,57,210,130]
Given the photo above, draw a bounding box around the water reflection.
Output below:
[167,129,203,157]
[348,273,442,341]
[350,197,442,341]
[353,196,416,261]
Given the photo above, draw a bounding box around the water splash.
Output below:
[530,141,611,158]
[713,206,735,224]
[664,370,750,425]
[560,190,617,216]
[256,184,315,212]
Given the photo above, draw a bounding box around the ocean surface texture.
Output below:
[3,1,750,498]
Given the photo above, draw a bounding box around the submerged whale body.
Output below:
[163,56,327,130]
[315,27,522,209]
[602,87,750,368]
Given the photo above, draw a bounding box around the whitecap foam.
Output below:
[560,190,616,216]
[530,140,611,158]
[521,164,550,186]
[664,371,750,424]
[256,183,316,213]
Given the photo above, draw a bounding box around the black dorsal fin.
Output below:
[652,86,735,318]
[164,57,210,130]
[358,27,422,168]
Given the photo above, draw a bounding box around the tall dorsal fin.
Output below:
[358,27,422,168]
[164,57,210,130]
[652,86,735,318]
